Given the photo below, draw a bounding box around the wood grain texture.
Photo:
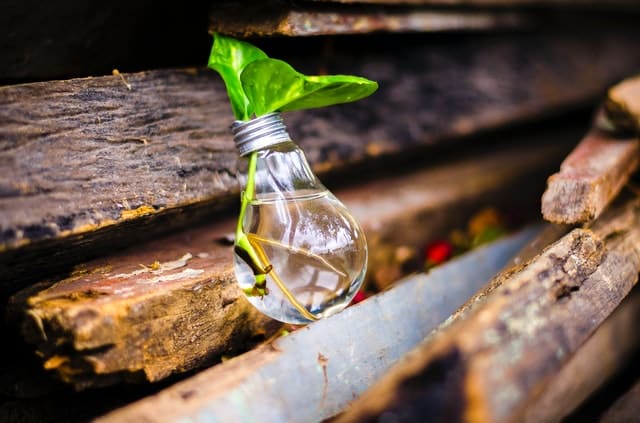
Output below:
[210,4,528,36]
[523,287,640,422]
[3,32,640,296]
[434,223,570,335]
[336,195,640,423]
[6,137,572,389]
[7,217,280,390]
[541,128,640,224]
[94,229,538,423]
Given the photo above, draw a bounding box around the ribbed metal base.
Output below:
[231,113,292,156]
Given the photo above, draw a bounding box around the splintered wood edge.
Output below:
[336,196,640,423]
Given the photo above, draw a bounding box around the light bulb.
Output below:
[231,113,367,324]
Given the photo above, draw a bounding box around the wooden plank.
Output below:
[436,223,570,333]
[541,126,640,224]
[543,77,640,225]
[209,1,640,36]
[308,0,640,7]
[336,194,640,423]
[95,228,540,423]
[604,74,640,134]
[6,136,573,389]
[3,32,640,296]
[7,217,280,390]
[210,4,529,36]
[523,287,640,422]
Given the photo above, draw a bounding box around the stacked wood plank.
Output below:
[90,191,640,422]
[6,136,573,390]
[542,76,640,224]
[337,194,640,423]
[540,125,639,223]
[4,32,640,297]
[210,2,529,37]
[334,75,640,423]
[209,0,640,36]
[93,229,543,423]
[3,3,640,421]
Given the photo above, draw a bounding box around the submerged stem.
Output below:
[249,237,319,321]
[235,151,318,321]
[246,233,347,277]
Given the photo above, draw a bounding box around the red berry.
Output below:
[350,290,368,305]
[425,240,453,265]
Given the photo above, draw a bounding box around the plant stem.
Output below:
[247,233,347,277]
[235,151,319,321]
[248,237,319,321]
[235,152,268,273]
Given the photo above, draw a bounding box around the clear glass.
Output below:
[234,142,367,324]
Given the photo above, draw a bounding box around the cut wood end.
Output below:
[540,130,640,225]
[541,175,598,224]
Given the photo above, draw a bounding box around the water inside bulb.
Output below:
[234,189,367,324]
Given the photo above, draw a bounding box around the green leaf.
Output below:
[240,58,378,116]
[207,33,268,120]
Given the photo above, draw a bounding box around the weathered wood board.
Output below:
[210,4,529,37]
[95,228,540,423]
[7,137,572,389]
[524,286,640,422]
[542,75,640,225]
[541,127,640,224]
[435,223,570,334]
[336,194,640,423]
[308,0,639,7]
[3,32,640,295]
[210,1,640,36]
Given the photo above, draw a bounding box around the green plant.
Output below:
[208,33,377,303]
[208,33,378,121]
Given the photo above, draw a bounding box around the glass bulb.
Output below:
[231,113,367,324]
